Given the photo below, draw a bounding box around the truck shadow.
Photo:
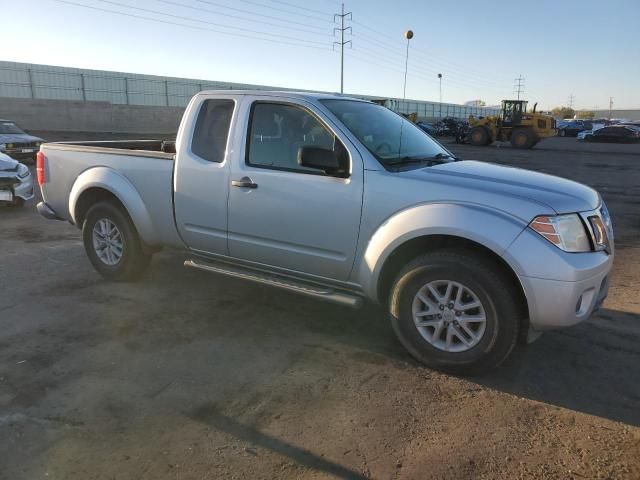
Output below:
[342,302,640,427]
[147,256,640,428]
[475,308,640,427]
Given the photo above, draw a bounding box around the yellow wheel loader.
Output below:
[468,100,556,149]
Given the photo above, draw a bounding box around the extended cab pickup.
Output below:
[37,91,614,373]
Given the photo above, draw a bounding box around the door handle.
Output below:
[231,177,258,189]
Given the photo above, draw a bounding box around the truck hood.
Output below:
[0,133,44,144]
[404,160,600,214]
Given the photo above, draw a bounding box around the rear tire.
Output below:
[389,250,521,375]
[82,201,152,281]
[511,128,535,149]
[468,126,490,146]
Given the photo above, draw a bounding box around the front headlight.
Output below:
[530,214,591,252]
[0,143,6,152]
[17,163,30,179]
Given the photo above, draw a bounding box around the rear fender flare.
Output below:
[69,166,158,245]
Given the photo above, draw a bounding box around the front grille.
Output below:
[7,142,38,149]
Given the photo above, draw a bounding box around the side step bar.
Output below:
[184,259,363,309]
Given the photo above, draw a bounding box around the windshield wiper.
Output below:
[386,152,456,167]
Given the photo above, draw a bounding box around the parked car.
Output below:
[0,152,34,207]
[416,121,438,136]
[584,125,640,143]
[0,119,45,162]
[36,91,614,374]
[577,130,593,141]
[558,120,592,137]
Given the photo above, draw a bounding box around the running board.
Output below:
[184,259,363,309]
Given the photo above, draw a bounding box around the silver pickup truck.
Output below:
[37,91,613,373]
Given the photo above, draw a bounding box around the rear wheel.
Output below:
[82,201,152,281]
[511,128,535,149]
[468,126,490,146]
[389,250,521,375]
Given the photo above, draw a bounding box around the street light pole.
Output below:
[438,73,443,118]
[402,30,413,101]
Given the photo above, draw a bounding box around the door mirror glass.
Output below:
[298,146,345,177]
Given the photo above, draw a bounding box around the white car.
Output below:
[577,130,593,141]
[0,151,34,207]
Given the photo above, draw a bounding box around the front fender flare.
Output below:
[357,202,527,302]
[69,166,159,246]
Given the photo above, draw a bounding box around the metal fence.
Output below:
[0,61,499,119]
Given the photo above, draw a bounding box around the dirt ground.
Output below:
[1,136,639,479]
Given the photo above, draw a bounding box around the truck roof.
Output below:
[196,90,369,102]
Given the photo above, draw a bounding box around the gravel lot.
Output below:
[1,136,639,479]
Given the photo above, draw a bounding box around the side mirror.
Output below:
[297,146,347,177]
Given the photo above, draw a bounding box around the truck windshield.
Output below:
[320,99,454,169]
[0,122,26,135]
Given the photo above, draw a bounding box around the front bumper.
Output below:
[519,269,610,330]
[5,149,38,162]
[0,174,34,203]
[13,174,35,201]
[505,227,614,332]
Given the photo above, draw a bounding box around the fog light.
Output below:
[575,296,583,314]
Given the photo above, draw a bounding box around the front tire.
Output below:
[82,201,152,281]
[511,128,535,149]
[389,250,521,375]
[468,126,490,146]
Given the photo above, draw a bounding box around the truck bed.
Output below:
[46,139,177,155]
[39,139,181,248]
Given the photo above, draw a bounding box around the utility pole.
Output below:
[513,75,525,100]
[438,73,443,118]
[333,3,352,94]
[568,94,575,109]
[609,97,614,120]
[402,30,414,100]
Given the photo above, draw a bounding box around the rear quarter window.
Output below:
[191,99,235,163]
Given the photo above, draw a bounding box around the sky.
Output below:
[4,0,639,110]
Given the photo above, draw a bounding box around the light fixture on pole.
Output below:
[438,73,443,118]
[402,30,413,101]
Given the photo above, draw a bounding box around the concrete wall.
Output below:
[0,97,184,134]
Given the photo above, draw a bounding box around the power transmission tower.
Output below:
[568,94,575,109]
[513,75,525,100]
[333,3,352,94]
[609,97,614,120]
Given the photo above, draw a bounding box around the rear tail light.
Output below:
[36,151,47,185]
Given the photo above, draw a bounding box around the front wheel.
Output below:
[511,129,535,149]
[468,126,490,146]
[389,250,521,375]
[82,201,152,281]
